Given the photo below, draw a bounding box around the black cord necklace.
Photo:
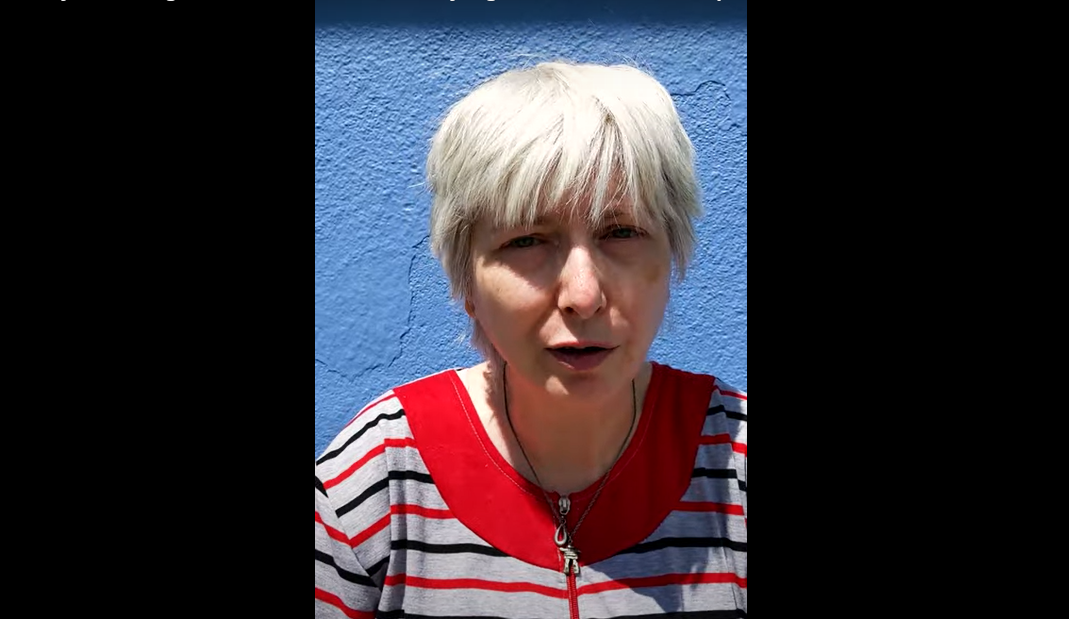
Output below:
[501,363,638,576]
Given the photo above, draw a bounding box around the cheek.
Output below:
[634,256,671,335]
[643,259,669,287]
[472,267,539,325]
[638,246,672,302]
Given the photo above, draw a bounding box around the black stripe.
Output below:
[379,613,745,619]
[693,468,738,480]
[367,555,389,580]
[336,471,436,518]
[315,476,327,496]
[315,549,377,588]
[619,536,748,555]
[388,470,434,484]
[392,539,508,558]
[316,409,407,466]
[337,478,389,518]
[708,405,747,423]
[692,468,747,494]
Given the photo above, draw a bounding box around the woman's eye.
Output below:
[605,226,643,240]
[505,236,541,249]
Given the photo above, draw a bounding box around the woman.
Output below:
[315,61,747,618]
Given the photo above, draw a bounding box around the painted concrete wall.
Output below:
[315,0,748,459]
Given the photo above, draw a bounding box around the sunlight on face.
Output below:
[467,198,671,401]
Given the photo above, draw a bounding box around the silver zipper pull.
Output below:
[561,545,581,576]
[556,496,580,575]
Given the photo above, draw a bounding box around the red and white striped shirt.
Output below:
[315,363,748,618]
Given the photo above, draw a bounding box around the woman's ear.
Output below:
[464,299,476,319]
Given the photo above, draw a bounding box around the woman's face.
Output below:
[467,200,672,401]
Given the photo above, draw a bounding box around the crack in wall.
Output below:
[393,234,431,369]
[316,357,353,383]
[670,79,726,99]
[360,233,430,376]
[671,79,744,134]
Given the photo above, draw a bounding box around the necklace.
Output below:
[502,363,638,576]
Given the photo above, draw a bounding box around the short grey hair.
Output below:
[426,60,703,360]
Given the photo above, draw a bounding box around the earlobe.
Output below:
[464,299,476,318]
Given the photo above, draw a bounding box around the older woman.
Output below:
[315,61,747,618]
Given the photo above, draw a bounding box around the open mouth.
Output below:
[554,346,609,354]
[547,346,616,371]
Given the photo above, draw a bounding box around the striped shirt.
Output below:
[315,363,748,618]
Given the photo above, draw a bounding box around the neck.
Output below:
[473,361,651,495]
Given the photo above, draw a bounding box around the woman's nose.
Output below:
[556,245,607,319]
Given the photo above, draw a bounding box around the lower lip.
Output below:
[547,348,615,372]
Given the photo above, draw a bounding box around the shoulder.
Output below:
[315,389,407,539]
[652,363,747,441]
[709,377,747,420]
[315,370,462,560]
[316,388,407,480]
[315,369,459,490]
[314,377,440,568]
[653,363,747,412]
[708,377,747,451]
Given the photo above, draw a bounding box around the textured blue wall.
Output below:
[315,1,747,459]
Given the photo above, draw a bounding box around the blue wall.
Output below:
[315,0,748,459]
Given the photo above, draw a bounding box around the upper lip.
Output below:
[547,342,617,350]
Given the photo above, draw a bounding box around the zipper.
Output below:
[558,496,581,619]
[567,571,580,619]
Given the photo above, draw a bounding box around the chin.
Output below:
[542,366,628,401]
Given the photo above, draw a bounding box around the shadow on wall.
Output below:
[315,0,747,26]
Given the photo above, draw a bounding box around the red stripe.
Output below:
[391,504,453,519]
[324,437,419,490]
[320,503,452,551]
[377,573,746,599]
[699,434,748,455]
[713,384,748,401]
[677,501,746,516]
[315,511,352,546]
[325,444,385,490]
[384,574,566,598]
[350,514,391,547]
[344,393,398,428]
[350,504,452,547]
[315,587,375,619]
[383,437,419,449]
[579,573,747,595]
